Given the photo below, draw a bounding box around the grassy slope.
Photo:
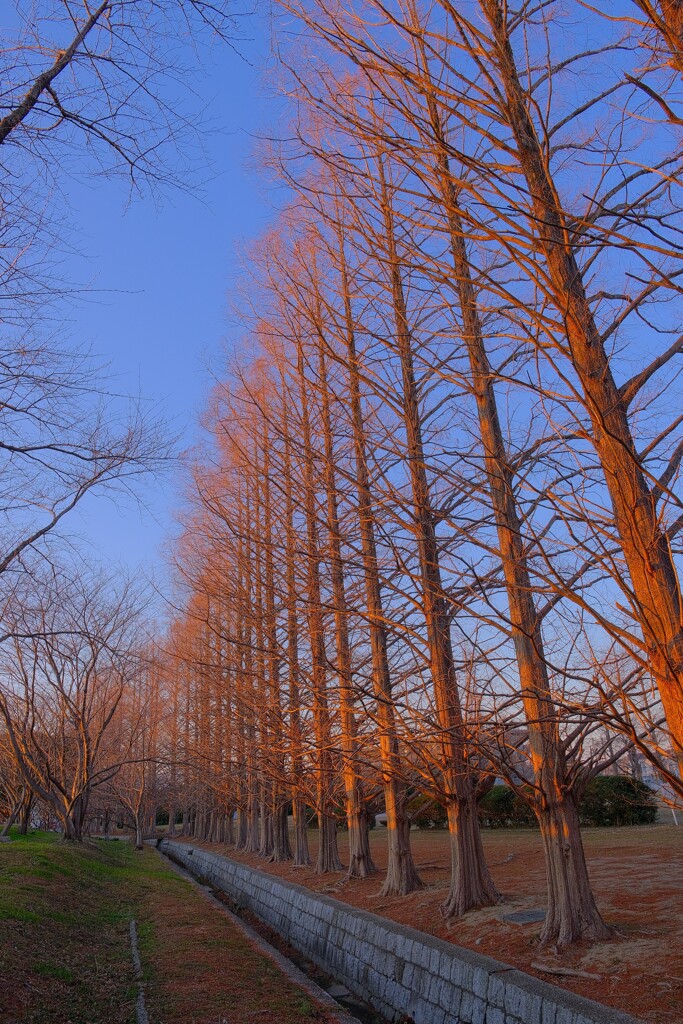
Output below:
[0,832,332,1024]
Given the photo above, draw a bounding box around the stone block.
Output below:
[471,996,487,1024]
[429,973,444,1007]
[460,989,475,1023]
[411,941,432,969]
[485,1008,506,1024]
[472,966,491,1000]
[441,983,461,1020]
[449,957,465,987]
[422,1004,446,1024]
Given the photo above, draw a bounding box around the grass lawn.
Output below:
[0,831,337,1024]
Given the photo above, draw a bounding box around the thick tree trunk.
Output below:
[537,793,612,945]
[317,811,344,873]
[381,783,422,895]
[20,793,33,835]
[292,797,311,866]
[442,797,500,918]
[270,801,293,862]
[61,813,80,841]
[235,806,248,850]
[346,801,375,879]
[244,789,260,854]
[259,799,274,859]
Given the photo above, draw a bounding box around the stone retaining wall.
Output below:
[159,840,640,1024]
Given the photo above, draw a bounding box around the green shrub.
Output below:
[407,794,449,828]
[476,776,658,829]
[478,785,536,828]
[579,775,657,827]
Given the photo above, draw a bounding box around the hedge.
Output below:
[407,776,658,829]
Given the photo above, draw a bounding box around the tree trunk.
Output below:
[259,798,274,859]
[381,782,422,895]
[316,334,377,879]
[297,345,343,875]
[282,395,312,869]
[236,806,248,850]
[19,792,33,835]
[270,800,293,863]
[482,0,683,771]
[334,216,422,895]
[0,793,22,839]
[346,801,375,879]
[292,797,311,866]
[442,796,500,918]
[537,793,611,945]
[317,811,344,873]
[377,151,497,915]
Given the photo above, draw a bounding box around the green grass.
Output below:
[34,962,76,983]
[0,831,138,1024]
[0,832,336,1024]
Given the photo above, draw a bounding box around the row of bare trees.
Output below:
[162,0,683,950]
[0,3,239,845]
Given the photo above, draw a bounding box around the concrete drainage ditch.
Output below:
[159,840,642,1024]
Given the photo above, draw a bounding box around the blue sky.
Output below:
[61,10,280,584]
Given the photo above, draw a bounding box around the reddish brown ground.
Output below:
[193,826,682,1024]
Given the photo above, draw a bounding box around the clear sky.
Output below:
[61,9,280,587]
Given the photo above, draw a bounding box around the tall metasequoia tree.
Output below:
[470,0,683,773]
[260,420,294,863]
[394,14,612,941]
[315,335,376,878]
[369,149,499,915]
[295,342,344,873]
[280,385,313,866]
[331,212,423,896]
[260,232,377,877]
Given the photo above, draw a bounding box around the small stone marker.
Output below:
[502,909,546,925]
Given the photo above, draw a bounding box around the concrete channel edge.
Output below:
[159,839,644,1024]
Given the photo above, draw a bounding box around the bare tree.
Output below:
[0,565,147,840]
